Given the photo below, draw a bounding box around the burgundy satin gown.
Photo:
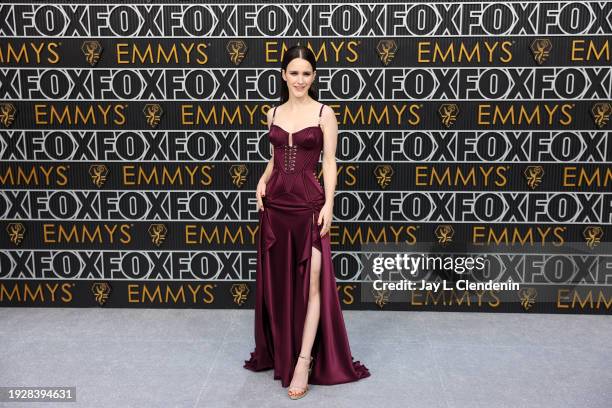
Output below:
[244,103,371,387]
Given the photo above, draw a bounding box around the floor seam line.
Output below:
[192,310,236,408]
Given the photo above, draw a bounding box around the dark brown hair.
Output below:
[279,45,318,104]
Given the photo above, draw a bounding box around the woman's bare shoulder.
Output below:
[318,103,337,126]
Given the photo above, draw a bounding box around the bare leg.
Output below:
[288,245,321,393]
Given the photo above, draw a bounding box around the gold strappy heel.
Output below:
[288,354,313,400]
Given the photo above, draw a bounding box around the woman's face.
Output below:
[282,58,316,98]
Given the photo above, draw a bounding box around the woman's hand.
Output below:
[256,178,267,211]
[317,201,333,237]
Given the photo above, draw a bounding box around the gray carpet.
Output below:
[1,308,610,408]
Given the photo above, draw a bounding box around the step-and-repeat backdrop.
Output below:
[0,1,611,313]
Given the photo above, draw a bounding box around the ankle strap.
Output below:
[298,354,312,360]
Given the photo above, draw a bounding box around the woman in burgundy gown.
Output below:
[244,45,370,399]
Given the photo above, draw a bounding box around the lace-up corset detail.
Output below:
[283,144,298,173]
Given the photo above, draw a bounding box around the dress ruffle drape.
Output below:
[244,195,371,387]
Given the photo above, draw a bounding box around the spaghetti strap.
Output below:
[271,106,277,125]
[318,103,324,126]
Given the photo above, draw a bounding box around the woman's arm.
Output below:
[259,107,275,183]
[320,105,338,206]
[317,105,338,236]
[256,107,275,211]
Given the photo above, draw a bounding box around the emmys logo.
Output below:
[438,104,459,128]
[6,223,25,245]
[82,40,102,66]
[590,102,611,128]
[435,224,454,245]
[523,165,544,190]
[148,224,168,247]
[143,104,163,128]
[89,164,109,188]
[0,103,16,128]
[374,165,393,188]
[530,39,552,64]
[226,40,247,66]
[230,164,248,188]
[372,288,389,308]
[583,226,603,248]
[230,283,249,305]
[92,282,112,306]
[376,40,398,66]
[519,287,537,311]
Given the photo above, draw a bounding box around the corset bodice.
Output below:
[269,124,323,174]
